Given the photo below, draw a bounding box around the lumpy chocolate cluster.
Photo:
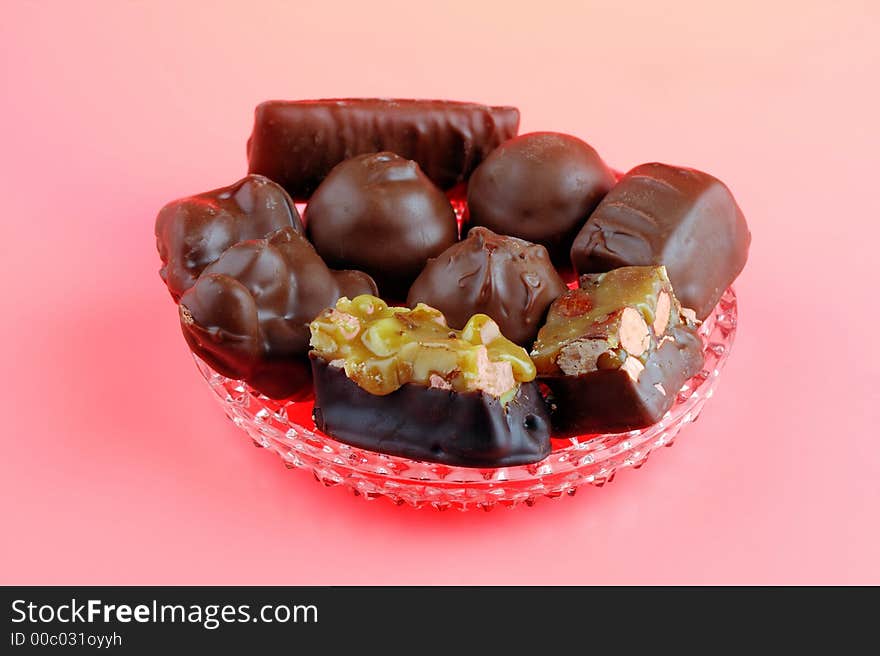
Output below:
[156,98,750,467]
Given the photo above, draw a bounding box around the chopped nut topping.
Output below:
[429,374,453,390]
[619,307,650,356]
[479,319,502,345]
[327,309,360,340]
[554,292,593,318]
[472,346,516,398]
[533,266,696,393]
[621,356,645,382]
[653,291,671,335]
[310,295,534,397]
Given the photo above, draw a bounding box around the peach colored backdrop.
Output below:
[1,0,877,584]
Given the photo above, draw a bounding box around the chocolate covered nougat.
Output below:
[532,266,704,436]
[309,296,551,467]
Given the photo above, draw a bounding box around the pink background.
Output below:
[2,1,878,585]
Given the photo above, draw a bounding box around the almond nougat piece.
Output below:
[531,266,704,436]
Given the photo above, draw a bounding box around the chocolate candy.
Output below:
[531,266,704,436]
[311,357,550,467]
[465,132,616,261]
[247,99,520,200]
[179,227,376,399]
[155,174,302,300]
[309,295,549,466]
[305,152,458,298]
[309,295,537,397]
[407,227,567,347]
[570,162,750,319]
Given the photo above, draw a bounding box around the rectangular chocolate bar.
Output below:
[247,99,520,199]
[570,162,750,319]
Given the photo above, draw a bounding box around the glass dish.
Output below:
[195,287,737,510]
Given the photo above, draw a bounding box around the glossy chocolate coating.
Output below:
[310,356,551,467]
[155,174,302,300]
[305,152,458,298]
[570,162,750,319]
[179,227,376,399]
[407,227,567,346]
[542,325,704,437]
[247,99,520,199]
[465,132,615,261]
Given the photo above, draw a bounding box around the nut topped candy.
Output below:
[309,295,551,467]
[465,132,616,261]
[311,295,536,398]
[155,174,303,300]
[179,227,376,399]
[532,266,704,436]
[305,152,458,299]
[570,162,750,319]
[407,227,567,347]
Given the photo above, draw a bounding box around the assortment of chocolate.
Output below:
[156,98,750,468]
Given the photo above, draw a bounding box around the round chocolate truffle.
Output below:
[407,227,567,346]
[305,152,458,298]
[465,132,615,261]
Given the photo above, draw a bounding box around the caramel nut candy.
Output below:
[531,266,704,435]
[308,296,551,467]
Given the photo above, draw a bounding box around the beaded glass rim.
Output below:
[194,287,737,510]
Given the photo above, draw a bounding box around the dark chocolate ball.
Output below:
[304,152,458,298]
[407,227,567,346]
[465,132,615,261]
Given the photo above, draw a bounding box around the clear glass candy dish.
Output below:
[195,287,737,510]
